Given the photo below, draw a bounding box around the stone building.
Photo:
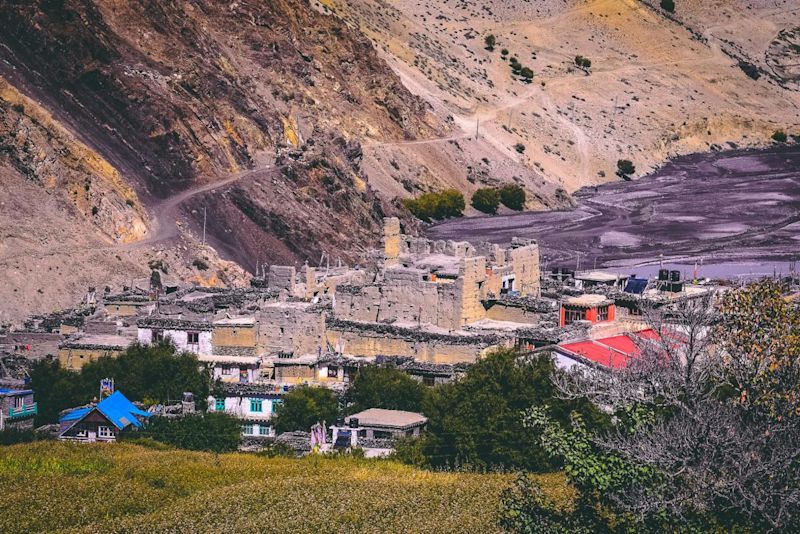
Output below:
[137,318,213,356]
[58,334,132,370]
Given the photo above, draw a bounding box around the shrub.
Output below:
[471,187,501,214]
[616,159,636,179]
[345,367,426,414]
[660,0,675,12]
[499,184,526,210]
[514,143,526,154]
[91,206,99,216]
[484,34,496,51]
[519,67,534,82]
[273,386,339,434]
[11,103,25,113]
[403,189,465,222]
[501,49,509,57]
[574,55,591,69]
[0,428,46,446]
[192,259,209,270]
[135,412,240,453]
[772,130,788,143]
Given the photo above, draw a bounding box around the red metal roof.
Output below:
[558,329,661,369]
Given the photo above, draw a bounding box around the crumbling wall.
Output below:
[509,242,540,296]
[382,217,401,266]
[456,257,487,326]
[268,266,296,292]
[256,305,325,355]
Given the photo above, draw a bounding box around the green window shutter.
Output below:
[215,399,225,411]
[250,399,263,412]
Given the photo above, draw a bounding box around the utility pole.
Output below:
[202,206,207,247]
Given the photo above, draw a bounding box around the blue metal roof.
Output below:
[96,391,151,429]
[58,391,151,430]
[60,407,91,422]
[0,388,33,396]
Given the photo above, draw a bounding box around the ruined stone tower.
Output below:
[382,217,401,267]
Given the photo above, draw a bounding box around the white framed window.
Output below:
[221,367,234,376]
[13,396,24,409]
[187,332,200,344]
[258,425,271,436]
[242,424,254,435]
[97,426,114,439]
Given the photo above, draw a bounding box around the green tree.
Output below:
[616,159,635,179]
[660,0,675,13]
[346,367,426,414]
[403,190,465,222]
[273,386,339,433]
[471,187,501,214]
[418,350,606,471]
[29,342,210,425]
[499,184,526,210]
[772,130,788,143]
[519,66,534,82]
[484,34,496,51]
[135,412,240,453]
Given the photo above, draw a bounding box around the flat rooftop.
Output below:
[213,317,256,326]
[565,294,613,307]
[346,408,427,429]
[61,334,132,349]
[575,271,627,282]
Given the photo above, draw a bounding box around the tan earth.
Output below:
[329,0,800,202]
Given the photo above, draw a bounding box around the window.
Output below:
[152,329,164,342]
[250,399,263,413]
[258,425,271,436]
[221,367,234,376]
[187,332,199,344]
[563,308,586,325]
[98,426,114,439]
[327,366,338,378]
[13,396,24,409]
[242,424,254,435]
[596,305,610,322]
[374,430,392,439]
[423,376,435,387]
[215,399,225,411]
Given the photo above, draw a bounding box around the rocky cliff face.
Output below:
[0,0,441,269]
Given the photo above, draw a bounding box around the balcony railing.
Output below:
[8,402,38,419]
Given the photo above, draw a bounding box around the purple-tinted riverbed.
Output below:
[427,147,800,280]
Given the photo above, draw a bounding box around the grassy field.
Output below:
[0,442,570,533]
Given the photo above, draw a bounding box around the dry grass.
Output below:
[0,442,571,533]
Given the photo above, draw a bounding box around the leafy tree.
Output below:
[574,55,591,70]
[273,386,339,433]
[514,143,526,154]
[346,366,425,414]
[471,187,501,214]
[484,34,496,51]
[519,66,534,82]
[501,48,509,57]
[616,159,635,179]
[499,184,526,210]
[403,189,465,222]
[135,412,240,453]
[660,0,675,13]
[772,130,788,143]
[29,342,210,425]
[418,350,606,471]
[508,283,800,532]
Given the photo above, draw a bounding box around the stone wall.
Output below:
[256,304,326,355]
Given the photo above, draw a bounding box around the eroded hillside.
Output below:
[0,0,442,320]
[333,0,800,195]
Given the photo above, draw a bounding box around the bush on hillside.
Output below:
[484,34,496,51]
[499,184,526,210]
[660,0,675,13]
[471,187,501,214]
[616,159,636,179]
[403,189,465,222]
[772,130,788,143]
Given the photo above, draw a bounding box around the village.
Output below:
[0,216,744,456]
